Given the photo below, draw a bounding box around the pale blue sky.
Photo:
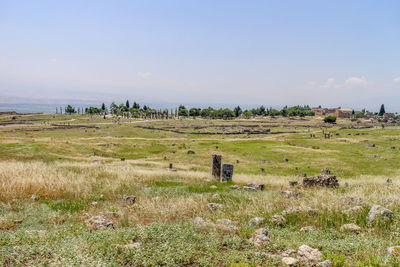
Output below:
[1,1,399,111]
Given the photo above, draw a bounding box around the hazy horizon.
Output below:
[1,1,399,111]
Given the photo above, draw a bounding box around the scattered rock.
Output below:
[321,168,331,175]
[104,211,119,218]
[259,168,265,172]
[303,174,339,188]
[210,185,218,189]
[271,214,286,225]
[249,228,270,246]
[369,144,376,147]
[281,249,296,257]
[300,226,315,232]
[386,178,393,184]
[296,173,307,178]
[211,193,220,200]
[85,215,114,229]
[283,157,289,162]
[316,260,332,267]
[341,196,364,206]
[282,257,298,266]
[340,223,361,234]
[120,158,125,161]
[187,150,195,154]
[123,195,136,205]
[289,180,299,186]
[13,219,23,224]
[368,205,393,223]
[342,206,363,215]
[391,146,396,149]
[194,217,208,227]
[123,242,141,249]
[31,194,38,201]
[207,203,224,211]
[91,201,98,206]
[249,217,265,226]
[381,197,400,206]
[245,183,265,191]
[229,185,241,190]
[283,206,319,216]
[280,190,302,198]
[297,245,322,266]
[215,218,239,231]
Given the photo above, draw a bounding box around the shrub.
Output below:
[324,116,337,123]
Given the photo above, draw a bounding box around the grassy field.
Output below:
[1,114,400,266]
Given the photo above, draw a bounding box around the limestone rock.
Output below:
[316,260,332,267]
[341,196,364,206]
[283,206,319,216]
[281,190,302,198]
[342,206,363,215]
[249,228,270,246]
[368,205,393,223]
[210,185,218,189]
[249,217,265,226]
[282,257,298,266]
[271,214,286,225]
[123,242,141,249]
[300,226,315,232]
[297,245,322,265]
[123,195,136,205]
[85,215,113,229]
[340,223,361,234]
[207,203,224,211]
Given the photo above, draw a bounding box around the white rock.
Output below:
[249,228,270,246]
[282,257,298,266]
[249,217,265,226]
[316,260,332,267]
[297,245,322,265]
[207,203,224,211]
[368,205,393,223]
[123,242,141,249]
[340,223,361,234]
[271,214,286,225]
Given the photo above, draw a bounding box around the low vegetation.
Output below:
[1,114,400,266]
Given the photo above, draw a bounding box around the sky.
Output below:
[0,0,400,111]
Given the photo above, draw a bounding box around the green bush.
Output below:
[324,116,337,123]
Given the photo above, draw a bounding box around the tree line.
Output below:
[61,101,316,119]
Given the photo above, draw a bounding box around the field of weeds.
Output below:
[1,114,400,266]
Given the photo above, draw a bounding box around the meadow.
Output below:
[1,113,400,266]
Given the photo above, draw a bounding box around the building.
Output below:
[311,107,352,118]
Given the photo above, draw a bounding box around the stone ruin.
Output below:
[211,155,234,182]
[302,168,339,188]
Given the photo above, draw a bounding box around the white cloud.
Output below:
[393,77,400,83]
[322,78,335,88]
[345,76,368,86]
[137,72,152,79]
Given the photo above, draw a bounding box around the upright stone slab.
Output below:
[221,164,234,182]
[211,155,222,181]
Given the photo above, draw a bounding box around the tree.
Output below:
[101,103,106,111]
[233,106,242,117]
[189,108,200,117]
[178,105,188,117]
[379,104,385,116]
[132,101,140,109]
[110,102,119,115]
[126,100,130,108]
[65,105,76,115]
[324,116,337,123]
